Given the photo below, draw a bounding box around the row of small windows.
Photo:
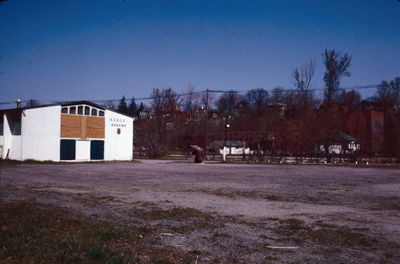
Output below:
[61,106,104,117]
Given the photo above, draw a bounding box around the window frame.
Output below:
[77,106,83,115]
[69,107,76,115]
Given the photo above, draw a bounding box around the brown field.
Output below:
[1,160,400,263]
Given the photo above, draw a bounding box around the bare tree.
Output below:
[376,77,400,111]
[270,86,286,104]
[292,60,317,154]
[374,77,400,157]
[343,90,361,111]
[148,87,180,156]
[181,84,199,120]
[216,91,243,116]
[322,49,352,161]
[293,59,316,107]
[163,88,179,114]
[323,49,351,103]
[245,88,270,115]
[200,89,215,113]
[102,100,115,110]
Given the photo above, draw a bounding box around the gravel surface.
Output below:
[1,160,400,263]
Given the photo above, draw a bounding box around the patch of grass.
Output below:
[140,207,214,221]
[309,226,375,247]
[274,219,376,247]
[200,188,286,202]
[275,218,311,237]
[88,246,138,263]
[314,220,338,229]
[204,189,259,198]
[0,202,192,263]
[139,207,216,234]
[264,194,283,201]
[210,232,231,241]
[74,194,122,207]
[0,159,60,165]
[371,196,400,211]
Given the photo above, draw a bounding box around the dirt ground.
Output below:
[1,160,400,263]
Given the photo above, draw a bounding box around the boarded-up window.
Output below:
[61,115,105,139]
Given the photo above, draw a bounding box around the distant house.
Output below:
[316,132,360,155]
[0,101,133,162]
[207,140,251,156]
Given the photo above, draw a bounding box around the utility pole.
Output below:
[204,89,209,159]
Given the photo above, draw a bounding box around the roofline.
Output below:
[59,100,105,110]
[0,100,134,119]
[105,108,134,119]
[0,100,105,111]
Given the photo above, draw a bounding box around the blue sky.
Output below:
[0,0,399,105]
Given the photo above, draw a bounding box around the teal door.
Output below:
[60,139,76,160]
[90,140,104,160]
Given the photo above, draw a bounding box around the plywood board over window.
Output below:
[86,116,105,138]
[61,114,104,139]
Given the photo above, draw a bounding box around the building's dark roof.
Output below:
[0,100,133,119]
[335,131,357,143]
[60,100,107,109]
[0,100,104,111]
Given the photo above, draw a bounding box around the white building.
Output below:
[0,101,133,162]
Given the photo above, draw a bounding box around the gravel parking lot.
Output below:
[1,160,400,263]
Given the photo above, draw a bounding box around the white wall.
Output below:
[0,135,3,156]
[0,113,23,160]
[0,115,4,157]
[76,140,90,160]
[104,111,133,161]
[2,113,12,159]
[9,136,22,160]
[0,135,3,158]
[21,106,61,161]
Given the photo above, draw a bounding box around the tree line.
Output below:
[110,49,399,158]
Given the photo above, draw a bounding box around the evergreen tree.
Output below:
[128,97,138,117]
[117,96,128,114]
[138,102,145,113]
